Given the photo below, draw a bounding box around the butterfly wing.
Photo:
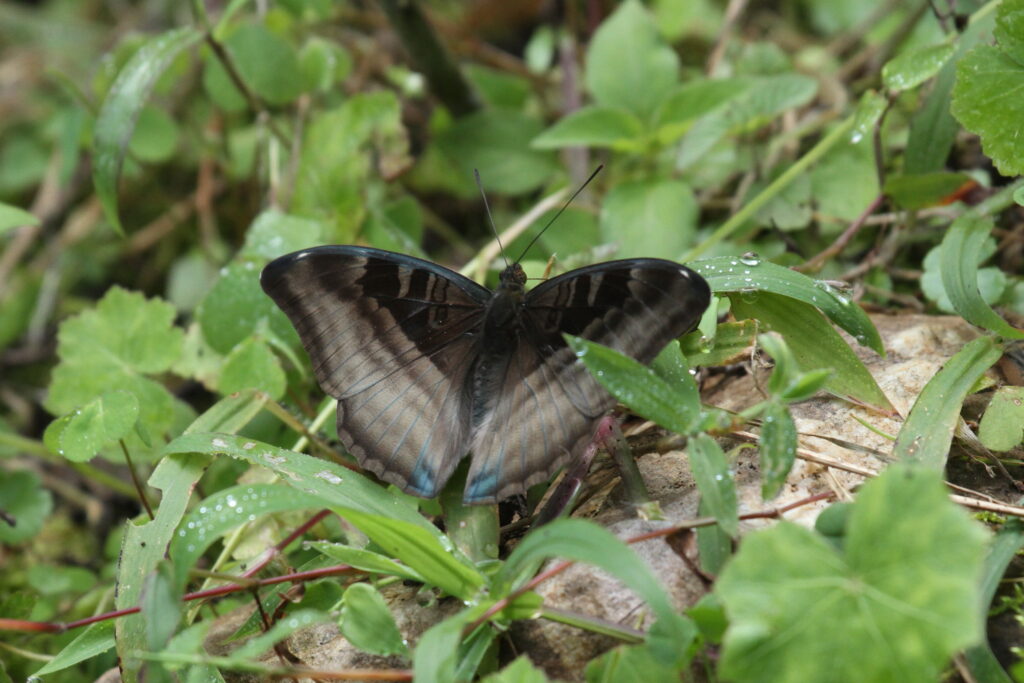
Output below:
[261,246,491,498]
[463,259,710,503]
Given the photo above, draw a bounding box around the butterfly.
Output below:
[261,246,710,504]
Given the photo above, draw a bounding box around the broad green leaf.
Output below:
[483,656,550,683]
[532,105,645,150]
[585,0,679,119]
[939,215,1024,339]
[979,386,1024,451]
[921,238,1005,314]
[688,434,739,538]
[241,210,325,260]
[0,470,52,544]
[465,64,531,109]
[196,260,295,354]
[339,508,486,600]
[44,390,139,462]
[169,483,323,583]
[759,401,797,500]
[882,42,956,91]
[217,336,286,400]
[731,293,890,409]
[600,179,698,258]
[850,90,887,144]
[585,643,681,682]
[141,560,181,652]
[339,583,408,656]
[653,78,750,143]
[952,0,1024,175]
[0,202,38,234]
[696,495,731,575]
[650,341,700,411]
[32,621,115,676]
[809,137,879,224]
[220,22,303,105]
[892,336,1004,468]
[437,109,558,195]
[691,257,883,354]
[717,464,988,683]
[884,172,974,210]
[307,542,424,582]
[681,319,756,368]
[568,336,698,435]
[92,27,202,234]
[414,608,481,682]
[161,433,436,534]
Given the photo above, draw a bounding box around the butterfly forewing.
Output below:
[462,260,711,503]
[261,246,490,497]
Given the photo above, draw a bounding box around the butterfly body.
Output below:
[261,245,710,504]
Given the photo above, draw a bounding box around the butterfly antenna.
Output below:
[516,165,603,263]
[475,169,509,268]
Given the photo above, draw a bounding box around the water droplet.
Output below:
[315,470,343,485]
[212,438,228,448]
[739,252,761,267]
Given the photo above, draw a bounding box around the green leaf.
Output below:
[340,583,409,657]
[307,542,424,582]
[437,109,559,195]
[884,172,973,210]
[939,215,1024,339]
[600,179,698,258]
[196,260,294,355]
[731,293,890,409]
[568,336,699,435]
[979,386,1024,451]
[952,0,1024,175]
[221,22,303,105]
[496,518,691,657]
[241,210,325,260]
[0,202,39,234]
[44,390,140,462]
[759,401,797,500]
[653,78,751,143]
[339,508,486,601]
[892,336,1004,468]
[681,319,756,368]
[688,434,739,538]
[882,42,956,91]
[32,621,115,676]
[413,608,480,682]
[585,0,679,119]
[128,105,179,163]
[532,105,645,150]
[717,464,989,683]
[217,336,286,400]
[0,470,52,544]
[161,433,437,534]
[482,656,550,683]
[141,560,181,652]
[691,256,883,354]
[232,609,330,660]
[585,642,682,682]
[696,494,732,575]
[92,27,202,234]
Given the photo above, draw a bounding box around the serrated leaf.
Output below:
[44,390,140,462]
[717,464,988,683]
[92,27,202,234]
[600,179,698,258]
[532,105,645,150]
[339,583,408,656]
[882,42,956,91]
[688,434,739,538]
[939,215,1024,339]
[568,336,699,435]
[0,202,39,234]
[759,401,797,500]
[585,0,679,119]
[731,292,890,409]
[691,257,883,354]
[893,336,1004,468]
[979,386,1024,451]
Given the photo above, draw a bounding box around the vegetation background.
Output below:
[1,0,1024,681]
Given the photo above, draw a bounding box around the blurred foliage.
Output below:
[2,0,1024,680]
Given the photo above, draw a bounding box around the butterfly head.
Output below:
[498,262,527,293]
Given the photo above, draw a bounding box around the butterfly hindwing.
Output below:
[463,259,711,503]
[260,246,491,497]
